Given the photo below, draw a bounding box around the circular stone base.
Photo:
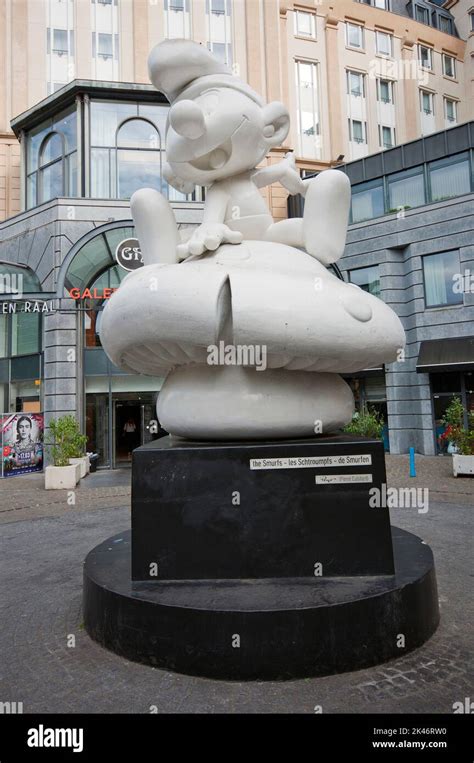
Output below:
[83,527,439,680]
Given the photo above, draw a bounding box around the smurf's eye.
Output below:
[200,92,219,115]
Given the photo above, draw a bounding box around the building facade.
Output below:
[1,0,472,222]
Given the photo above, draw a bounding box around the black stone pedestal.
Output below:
[131,435,394,580]
[83,435,440,680]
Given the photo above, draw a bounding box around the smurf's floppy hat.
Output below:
[148,39,264,106]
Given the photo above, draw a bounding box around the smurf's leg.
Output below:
[265,218,305,248]
[303,170,351,266]
[130,188,179,266]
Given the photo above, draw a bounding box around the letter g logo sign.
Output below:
[115,238,144,271]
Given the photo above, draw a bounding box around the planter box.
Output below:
[45,463,80,490]
[69,456,90,479]
[453,454,474,478]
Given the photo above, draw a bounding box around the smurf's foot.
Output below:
[130,188,179,266]
[157,365,354,440]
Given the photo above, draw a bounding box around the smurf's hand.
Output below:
[177,223,243,258]
[280,152,307,196]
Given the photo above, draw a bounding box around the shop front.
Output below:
[417,337,474,453]
[68,223,165,468]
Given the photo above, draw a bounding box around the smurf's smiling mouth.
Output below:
[189,137,233,171]
[188,116,249,171]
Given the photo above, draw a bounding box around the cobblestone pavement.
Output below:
[0,469,131,524]
[0,465,472,713]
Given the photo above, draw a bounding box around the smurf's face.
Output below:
[165,87,289,186]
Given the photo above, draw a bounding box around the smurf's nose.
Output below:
[169,100,206,139]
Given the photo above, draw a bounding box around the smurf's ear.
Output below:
[262,101,290,147]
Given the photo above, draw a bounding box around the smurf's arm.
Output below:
[201,183,231,224]
[177,183,242,258]
[252,152,307,196]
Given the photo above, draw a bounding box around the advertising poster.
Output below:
[1,413,44,477]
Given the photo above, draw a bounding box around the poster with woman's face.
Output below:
[1,413,44,477]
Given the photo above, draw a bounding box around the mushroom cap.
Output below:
[99,240,405,377]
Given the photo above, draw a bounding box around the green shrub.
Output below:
[46,415,87,467]
[344,406,385,440]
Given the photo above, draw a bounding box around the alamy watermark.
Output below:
[207,341,267,371]
[453,270,474,295]
[0,272,23,298]
[369,484,429,513]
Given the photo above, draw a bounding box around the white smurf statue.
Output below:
[100,40,405,440]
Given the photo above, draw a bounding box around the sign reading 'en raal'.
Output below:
[115,238,144,272]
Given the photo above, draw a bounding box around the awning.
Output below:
[416,337,474,373]
[342,366,384,379]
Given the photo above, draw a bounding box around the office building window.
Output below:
[470,11,474,32]
[420,90,434,115]
[25,105,77,208]
[418,45,432,69]
[376,31,392,57]
[38,133,65,202]
[415,5,429,25]
[349,119,367,144]
[377,78,393,103]
[388,166,425,210]
[379,125,395,149]
[346,23,364,49]
[46,0,75,93]
[442,54,456,78]
[349,266,381,298]
[206,0,232,66]
[92,32,118,60]
[351,180,385,223]
[356,0,389,6]
[91,0,120,80]
[438,15,453,35]
[47,28,73,56]
[444,98,457,125]
[90,101,170,200]
[347,70,365,97]
[116,119,162,199]
[164,0,191,39]
[11,313,41,357]
[429,153,471,203]
[295,60,321,159]
[294,10,316,38]
[423,251,463,308]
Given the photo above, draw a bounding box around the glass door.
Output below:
[113,400,142,467]
[86,393,110,467]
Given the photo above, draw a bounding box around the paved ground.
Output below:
[0,457,472,714]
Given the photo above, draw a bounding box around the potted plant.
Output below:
[68,428,90,479]
[439,396,474,477]
[45,416,87,489]
[344,405,385,440]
